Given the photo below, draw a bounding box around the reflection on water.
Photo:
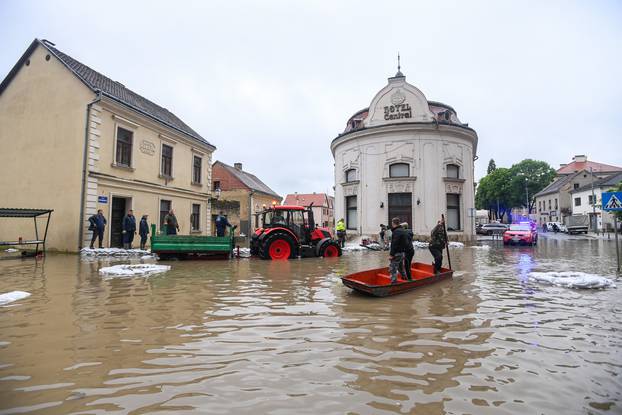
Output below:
[0,238,620,414]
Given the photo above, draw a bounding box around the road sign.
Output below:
[602,192,622,211]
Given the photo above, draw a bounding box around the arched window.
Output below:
[345,169,357,182]
[389,163,409,178]
[446,164,460,179]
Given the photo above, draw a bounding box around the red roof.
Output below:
[557,161,622,175]
[283,193,330,207]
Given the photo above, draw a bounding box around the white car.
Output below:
[546,222,567,233]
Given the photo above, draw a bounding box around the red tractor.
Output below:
[250,205,342,260]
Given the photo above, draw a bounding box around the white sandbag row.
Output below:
[0,291,31,305]
[80,247,151,257]
[528,271,616,289]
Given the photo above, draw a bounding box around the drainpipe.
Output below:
[248,190,254,234]
[78,90,103,250]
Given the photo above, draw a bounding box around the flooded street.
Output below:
[1,237,620,414]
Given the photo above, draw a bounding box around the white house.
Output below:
[330,69,478,241]
[570,172,622,231]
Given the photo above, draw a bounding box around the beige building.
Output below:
[212,161,281,236]
[0,39,215,251]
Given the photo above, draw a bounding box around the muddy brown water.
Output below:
[1,236,620,414]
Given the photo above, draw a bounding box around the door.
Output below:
[160,200,172,231]
[388,193,412,228]
[110,197,127,248]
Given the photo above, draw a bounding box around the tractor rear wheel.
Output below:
[261,233,296,260]
[319,241,342,258]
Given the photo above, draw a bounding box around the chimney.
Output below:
[573,155,587,163]
[234,162,243,170]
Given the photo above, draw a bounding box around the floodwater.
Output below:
[0,236,620,414]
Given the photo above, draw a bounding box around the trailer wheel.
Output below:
[319,241,342,257]
[262,233,296,260]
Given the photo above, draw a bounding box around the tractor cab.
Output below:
[250,205,341,260]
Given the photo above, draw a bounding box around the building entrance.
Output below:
[110,197,129,248]
[388,193,412,228]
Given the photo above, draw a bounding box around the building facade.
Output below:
[0,39,215,251]
[283,193,335,228]
[212,161,281,236]
[331,70,478,241]
[570,172,622,231]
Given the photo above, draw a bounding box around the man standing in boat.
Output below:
[429,217,448,274]
[389,217,409,283]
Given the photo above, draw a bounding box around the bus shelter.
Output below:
[0,208,53,257]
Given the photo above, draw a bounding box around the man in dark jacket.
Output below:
[429,217,448,274]
[139,214,149,250]
[122,209,137,249]
[88,209,107,249]
[215,211,233,237]
[389,217,409,283]
[401,222,415,280]
[164,210,180,235]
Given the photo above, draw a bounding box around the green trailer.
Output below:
[150,224,236,259]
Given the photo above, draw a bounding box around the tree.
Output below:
[487,159,496,175]
[508,159,556,213]
[475,168,514,221]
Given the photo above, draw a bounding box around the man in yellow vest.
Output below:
[336,218,346,248]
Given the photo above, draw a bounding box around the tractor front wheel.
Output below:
[261,234,296,260]
[319,241,342,258]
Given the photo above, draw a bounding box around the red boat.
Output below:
[341,262,453,297]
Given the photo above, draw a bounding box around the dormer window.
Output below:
[389,163,409,178]
[447,164,460,179]
[345,169,357,183]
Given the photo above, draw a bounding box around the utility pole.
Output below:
[525,178,529,217]
[590,167,598,235]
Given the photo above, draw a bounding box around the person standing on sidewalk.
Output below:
[389,217,409,283]
[336,218,346,248]
[122,209,137,249]
[88,209,107,249]
[429,217,447,274]
[139,214,150,250]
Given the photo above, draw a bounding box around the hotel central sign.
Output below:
[384,89,412,120]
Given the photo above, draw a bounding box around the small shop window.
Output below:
[446,194,461,231]
[346,196,357,230]
[389,163,409,178]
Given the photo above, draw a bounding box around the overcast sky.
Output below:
[2,1,620,197]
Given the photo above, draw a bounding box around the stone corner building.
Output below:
[0,39,215,251]
[331,69,478,241]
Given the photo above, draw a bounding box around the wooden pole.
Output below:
[441,214,452,270]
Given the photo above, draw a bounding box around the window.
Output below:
[446,194,461,231]
[588,195,594,205]
[573,183,579,190]
[115,127,133,167]
[191,203,201,231]
[574,197,581,207]
[346,196,357,230]
[548,199,551,210]
[213,180,221,191]
[192,155,202,184]
[345,169,356,183]
[161,144,173,177]
[389,163,409,178]
[160,200,171,229]
[555,198,558,209]
[538,201,542,212]
[446,164,460,179]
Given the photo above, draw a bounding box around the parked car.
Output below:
[546,222,566,233]
[503,223,538,246]
[478,223,508,235]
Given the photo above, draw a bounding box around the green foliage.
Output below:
[508,159,557,212]
[487,159,496,175]
[476,159,556,218]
